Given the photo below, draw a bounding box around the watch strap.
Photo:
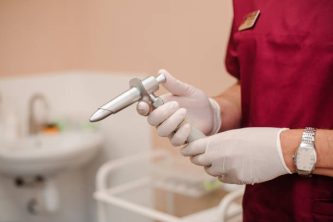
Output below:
[301,127,316,146]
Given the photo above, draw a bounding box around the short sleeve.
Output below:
[225,19,240,79]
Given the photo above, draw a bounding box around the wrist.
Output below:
[280,129,303,173]
[213,96,241,131]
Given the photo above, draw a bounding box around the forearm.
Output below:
[281,129,333,177]
[213,82,242,132]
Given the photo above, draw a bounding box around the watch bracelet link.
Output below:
[297,170,313,176]
[302,127,316,146]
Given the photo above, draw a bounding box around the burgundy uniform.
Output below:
[225,0,333,221]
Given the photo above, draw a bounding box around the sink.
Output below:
[0,131,103,177]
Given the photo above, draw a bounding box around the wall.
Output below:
[0,0,236,150]
[0,0,235,90]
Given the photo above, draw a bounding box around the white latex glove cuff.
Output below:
[208,98,221,135]
[276,128,292,174]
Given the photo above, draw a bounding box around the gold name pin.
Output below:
[238,10,261,31]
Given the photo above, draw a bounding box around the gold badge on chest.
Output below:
[238,10,261,31]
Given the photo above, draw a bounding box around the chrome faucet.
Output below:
[28,93,49,134]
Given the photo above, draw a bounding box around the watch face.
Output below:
[295,148,317,171]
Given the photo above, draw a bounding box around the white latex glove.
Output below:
[136,69,221,146]
[181,128,292,184]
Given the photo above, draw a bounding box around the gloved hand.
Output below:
[136,69,221,146]
[181,127,292,184]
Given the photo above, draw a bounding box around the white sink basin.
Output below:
[0,131,103,177]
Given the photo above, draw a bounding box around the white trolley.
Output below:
[94,150,244,222]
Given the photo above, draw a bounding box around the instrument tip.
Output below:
[89,109,113,122]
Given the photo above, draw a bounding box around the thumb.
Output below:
[159,69,194,97]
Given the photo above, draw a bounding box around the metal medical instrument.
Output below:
[89,73,205,143]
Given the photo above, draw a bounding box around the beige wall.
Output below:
[0,0,236,149]
[0,0,87,75]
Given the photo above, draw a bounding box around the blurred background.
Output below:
[0,1,240,222]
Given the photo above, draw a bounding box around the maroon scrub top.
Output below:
[225,0,333,221]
